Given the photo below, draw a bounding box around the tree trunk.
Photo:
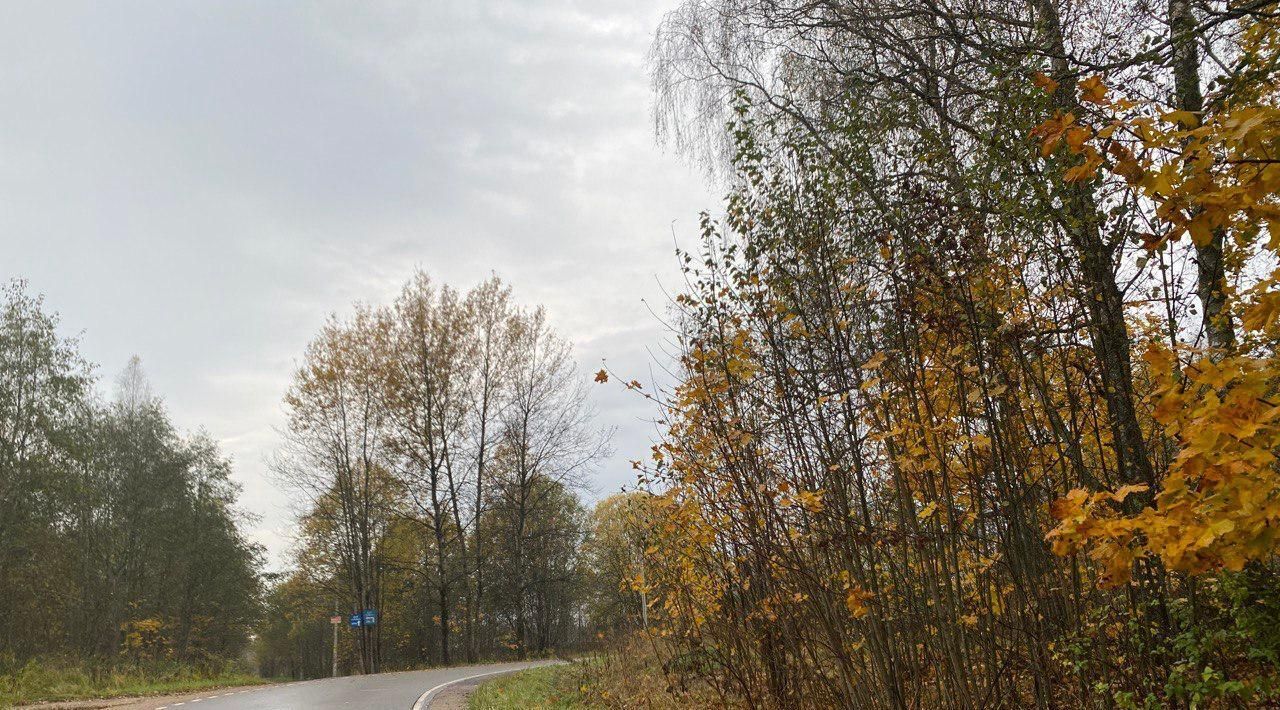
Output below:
[1169,0,1235,351]
[1033,0,1156,491]
[435,505,451,666]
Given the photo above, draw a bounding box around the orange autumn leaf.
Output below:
[1078,75,1108,104]
[1031,71,1059,93]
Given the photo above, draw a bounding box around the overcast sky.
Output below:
[0,0,712,569]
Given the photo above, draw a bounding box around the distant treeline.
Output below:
[0,280,260,668]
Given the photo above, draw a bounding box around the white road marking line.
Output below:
[411,665,553,710]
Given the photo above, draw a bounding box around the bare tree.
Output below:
[383,272,474,666]
[494,306,609,658]
[460,275,516,662]
[274,306,394,674]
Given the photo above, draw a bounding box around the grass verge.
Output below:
[468,663,597,709]
[0,660,269,707]
[467,642,725,710]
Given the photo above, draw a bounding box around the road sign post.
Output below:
[331,604,340,677]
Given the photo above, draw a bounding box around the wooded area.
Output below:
[0,280,261,671]
[255,272,637,678]
[0,274,644,698]
[601,1,1280,708]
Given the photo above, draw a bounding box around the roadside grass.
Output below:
[468,663,598,709]
[468,640,726,710]
[0,659,269,707]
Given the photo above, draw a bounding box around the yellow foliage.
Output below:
[1045,18,1280,586]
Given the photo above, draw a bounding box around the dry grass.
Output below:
[467,636,735,709]
[575,636,734,709]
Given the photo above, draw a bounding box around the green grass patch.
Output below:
[0,659,269,707]
[468,663,598,710]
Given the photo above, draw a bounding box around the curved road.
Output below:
[103,660,558,710]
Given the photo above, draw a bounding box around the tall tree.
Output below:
[495,307,608,657]
[269,272,609,673]
[385,273,473,666]
[0,279,91,655]
[277,307,394,674]
[461,275,515,662]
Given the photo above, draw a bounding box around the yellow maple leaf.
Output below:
[846,586,874,619]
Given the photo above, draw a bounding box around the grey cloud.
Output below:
[0,0,712,569]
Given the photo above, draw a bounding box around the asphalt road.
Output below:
[107,660,558,710]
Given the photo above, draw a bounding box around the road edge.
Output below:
[410,661,562,710]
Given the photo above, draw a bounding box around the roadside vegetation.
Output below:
[467,640,729,710]
[0,659,266,707]
[0,281,263,706]
[468,664,592,710]
[573,638,724,709]
[581,2,1280,708]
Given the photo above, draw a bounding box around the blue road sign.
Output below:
[349,613,363,628]
[362,608,377,626]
